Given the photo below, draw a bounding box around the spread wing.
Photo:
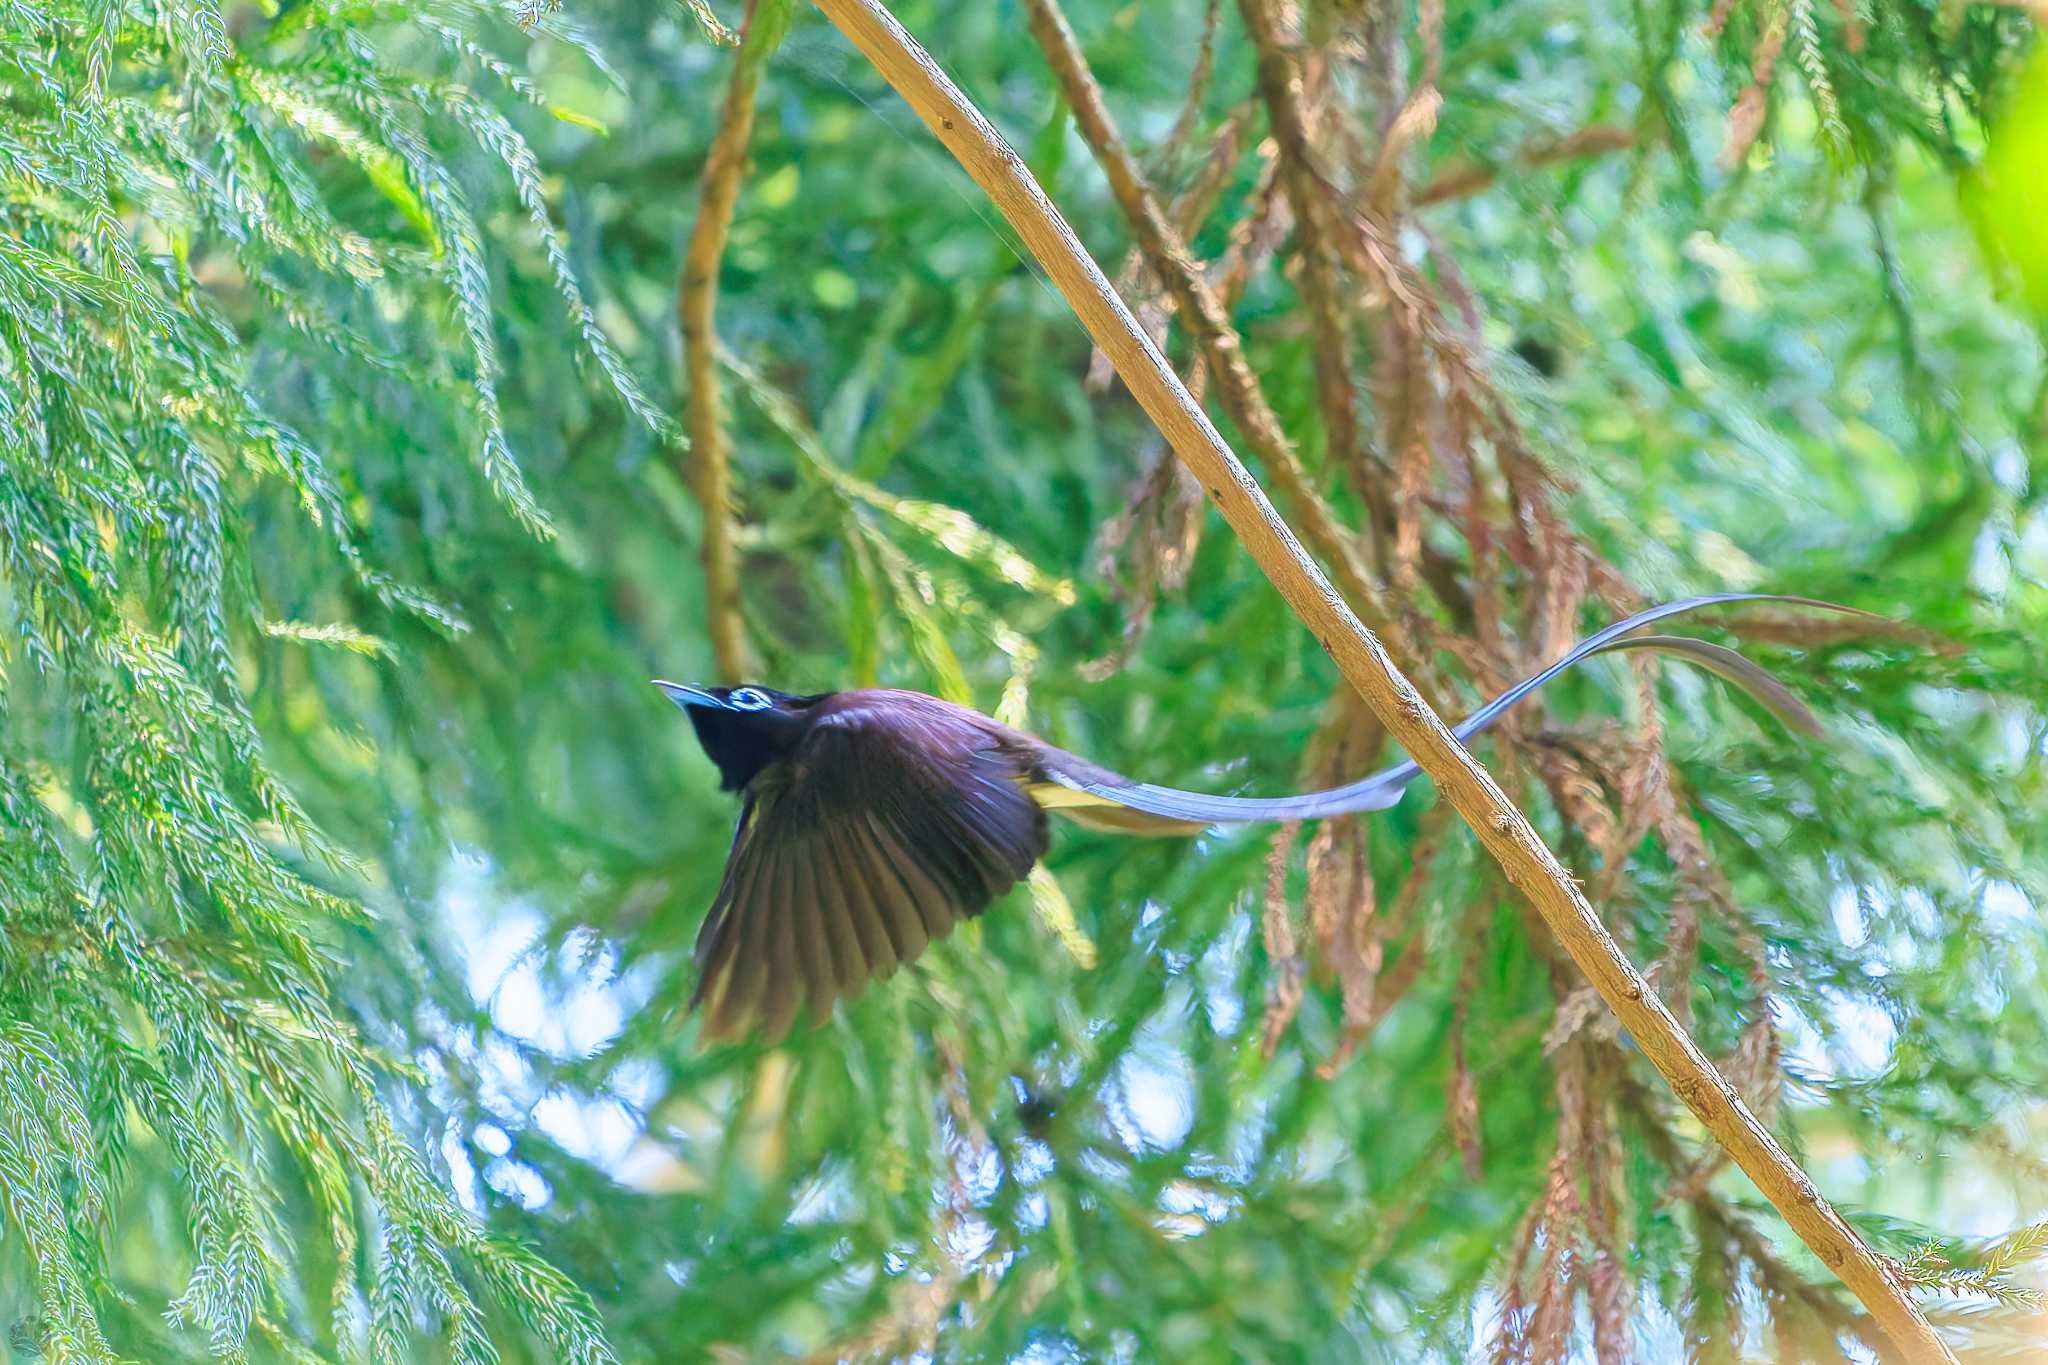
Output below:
[691,698,1050,1042]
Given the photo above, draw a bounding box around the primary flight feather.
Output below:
[659,593,1870,1042]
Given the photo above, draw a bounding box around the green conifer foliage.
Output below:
[0,0,650,1357]
[1,0,2044,1361]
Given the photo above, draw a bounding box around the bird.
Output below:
[657,593,1873,1042]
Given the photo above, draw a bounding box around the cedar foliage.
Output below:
[1,0,2045,1361]
[0,0,636,1357]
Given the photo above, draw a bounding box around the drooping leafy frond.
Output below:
[0,0,666,1356]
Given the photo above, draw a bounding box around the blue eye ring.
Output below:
[728,687,772,712]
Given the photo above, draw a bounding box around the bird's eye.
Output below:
[728,687,772,711]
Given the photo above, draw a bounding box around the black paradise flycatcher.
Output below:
[659,593,1869,1042]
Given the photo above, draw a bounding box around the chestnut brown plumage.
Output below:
[659,593,1872,1042]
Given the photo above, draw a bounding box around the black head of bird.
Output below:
[658,593,1880,1044]
[656,684,825,791]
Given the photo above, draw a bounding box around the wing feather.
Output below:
[757,851,803,1043]
[690,695,1050,1042]
[866,809,955,946]
[879,791,985,906]
[825,817,899,981]
[708,855,765,1035]
[853,809,931,965]
[700,811,774,1037]
[725,843,784,1039]
[811,833,869,997]
[691,798,756,982]
[787,846,836,1026]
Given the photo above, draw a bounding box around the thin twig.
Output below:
[1155,0,1226,172]
[679,0,794,680]
[1237,0,1484,629]
[1414,124,1638,207]
[1239,2,1378,551]
[1087,97,1257,392]
[1020,0,1411,659]
[1248,5,1492,722]
[805,3,1954,1359]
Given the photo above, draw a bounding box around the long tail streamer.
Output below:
[1072,594,1872,825]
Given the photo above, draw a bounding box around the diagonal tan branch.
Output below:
[806,2,1953,1359]
[679,0,794,681]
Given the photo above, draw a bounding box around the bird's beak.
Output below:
[653,680,723,711]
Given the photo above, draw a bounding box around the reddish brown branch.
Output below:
[1414,124,1637,207]
[1021,0,1413,660]
[679,0,793,680]
[1238,1,1379,545]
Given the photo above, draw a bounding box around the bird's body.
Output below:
[660,593,1873,1041]
[672,686,1165,1041]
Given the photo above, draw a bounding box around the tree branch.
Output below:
[1017,0,1411,662]
[1230,0,1416,597]
[806,2,1953,1358]
[679,0,793,681]
[1414,124,1638,208]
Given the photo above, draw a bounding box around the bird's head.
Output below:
[653,682,826,792]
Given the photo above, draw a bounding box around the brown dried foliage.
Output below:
[1448,922,1486,1178]
[1080,435,1207,681]
[1086,100,1260,394]
[1487,1042,1642,1364]
[1083,117,1279,675]
[1718,3,1790,170]
[999,0,1903,1350]
[1260,821,1308,1055]
[1310,817,1381,1033]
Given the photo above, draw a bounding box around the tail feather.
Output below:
[1057,593,1873,827]
[1594,635,1822,737]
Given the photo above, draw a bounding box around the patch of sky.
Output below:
[433,843,671,1197]
[1109,992,1197,1154]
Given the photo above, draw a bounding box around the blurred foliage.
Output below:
[1,0,2045,1361]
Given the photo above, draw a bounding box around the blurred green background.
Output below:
[1,0,2044,1359]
